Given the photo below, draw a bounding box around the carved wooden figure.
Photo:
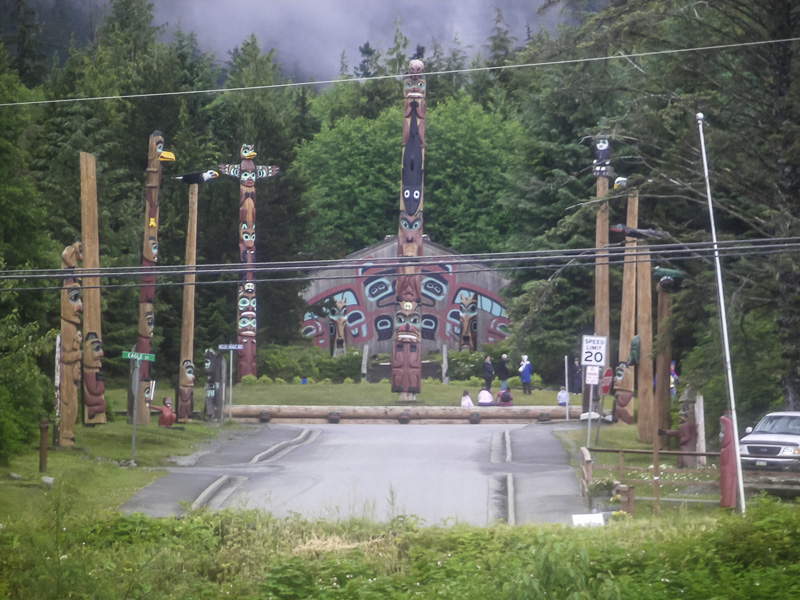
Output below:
[203,349,226,421]
[330,298,348,357]
[59,241,82,446]
[80,152,107,425]
[130,131,174,425]
[177,359,195,422]
[392,60,426,399]
[219,144,279,381]
[82,332,106,421]
[458,292,478,353]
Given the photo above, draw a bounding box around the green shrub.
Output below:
[292,376,303,385]
[447,349,483,381]
[241,374,258,386]
[467,376,483,388]
[274,377,287,385]
[379,378,390,384]
[507,375,521,388]
[305,377,315,385]
[318,378,332,385]
[258,375,273,385]
[343,377,355,384]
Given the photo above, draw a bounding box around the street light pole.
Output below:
[696,112,746,515]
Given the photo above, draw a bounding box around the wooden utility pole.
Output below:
[637,243,654,443]
[594,175,610,339]
[617,190,638,398]
[177,184,198,422]
[655,280,673,449]
[80,152,106,425]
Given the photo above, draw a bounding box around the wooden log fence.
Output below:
[231,404,581,423]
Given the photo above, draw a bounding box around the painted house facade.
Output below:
[301,236,511,356]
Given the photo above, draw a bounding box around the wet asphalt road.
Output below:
[121,422,587,526]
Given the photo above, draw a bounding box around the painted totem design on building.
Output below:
[130,132,174,425]
[59,241,82,446]
[330,298,349,357]
[392,60,427,396]
[457,292,479,353]
[219,144,279,381]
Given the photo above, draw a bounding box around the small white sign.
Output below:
[581,335,608,367]
[585,366,600,385]
[572,513,606,527]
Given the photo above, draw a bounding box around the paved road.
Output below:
[121,422,587,525]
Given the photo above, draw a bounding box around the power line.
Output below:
[3,237,799,293]
[2,37,798,108]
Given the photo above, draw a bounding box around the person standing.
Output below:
[570,358,582,395]
[519,355,533,395]
[496,353,510,392]
[482,355,495,391]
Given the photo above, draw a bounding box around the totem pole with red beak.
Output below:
[129,132,174,425]
[219,144,279,381]
[392,60,427,400]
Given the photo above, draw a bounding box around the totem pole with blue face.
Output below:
[219,144,279,381]
[392,60,426,400]
[129,132,174,426]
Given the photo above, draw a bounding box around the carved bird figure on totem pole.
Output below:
[172,170,219,185]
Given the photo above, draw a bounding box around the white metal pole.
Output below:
[696,112,746,515]
[229,349,234,419]
[564,355,569,421]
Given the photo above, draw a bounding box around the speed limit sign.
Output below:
[581,335,607,367]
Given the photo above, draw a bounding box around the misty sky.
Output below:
[152,1,559,81]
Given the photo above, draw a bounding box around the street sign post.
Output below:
[123,350,156,465]
[581,335,607,448]
[219,344,243,418]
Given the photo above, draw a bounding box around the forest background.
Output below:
[1,0,799,462]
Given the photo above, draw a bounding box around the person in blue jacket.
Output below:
[519,355,533,395]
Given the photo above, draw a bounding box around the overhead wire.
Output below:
[1,37,799,108]
[3,237,800,293]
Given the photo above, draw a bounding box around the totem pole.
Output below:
[330,298,348,357]
[59,241,82,446]
[458,292,478,353]
[129,132,174,425]
[219,144,279,381]
[203,348,226,421]
[80,152,106,424]
[392,60,426,401]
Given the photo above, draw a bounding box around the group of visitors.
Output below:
[481,353,534,394]
[462,352,535,407]
[460,388,514,407]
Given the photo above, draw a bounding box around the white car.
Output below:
[739,412,800,471]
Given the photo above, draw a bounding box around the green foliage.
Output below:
[292,376,303,385]
[240,374,258,386]
[447,350,484,382]
[274,377,287,385]
[343,377,355,384]
[0,306,54,465]
[258,375,273,385]
[3,496,800,599]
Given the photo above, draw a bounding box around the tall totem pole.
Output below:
[391,60,426,401]
[219,144,279,381]
[129,132,174,425]
[81,152,106,425]
[59,241,83,446]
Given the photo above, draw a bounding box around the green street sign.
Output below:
[122,350,155,362]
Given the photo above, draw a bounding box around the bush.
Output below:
[241,374,258,386]
[274,377,287,385]
[292,376,303,385]
[258,375,273,385]
[305,377,315,385]
[343,377,355,384]
[447,349,484,381]
[317,378,332,385]
[259,344,362,383]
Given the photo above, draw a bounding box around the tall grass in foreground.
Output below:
[1,495,798,599]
